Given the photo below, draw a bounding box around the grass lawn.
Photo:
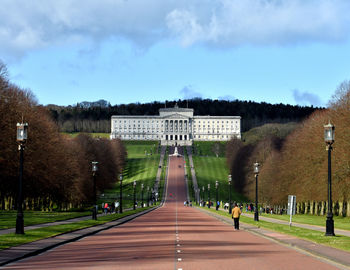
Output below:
[258,212,350,231]
[63,132,110,138]
[203,207,350,252]
[192,155,246,203]
[192,141,227,157]
[0,211,91,230]
[0,207,153,250]
[99,141,160,209]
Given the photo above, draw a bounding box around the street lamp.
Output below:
[215,180,219,210]
[119,174,123,214]
[141,183,144,208]
[147,186,150,207]
[324,122,335,236]
[228,175,232,214]
[91,161,98,220]
[133,180,137,210]
[197,188,200,205]
[254,162,260,222]
[208,184,211,208]
[16,122,28,234]
[202,186,205,205]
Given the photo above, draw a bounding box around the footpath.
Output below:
[186,146,199,203]
[242,212,350,238]
[154,146,166,195]
[198,206,350,269]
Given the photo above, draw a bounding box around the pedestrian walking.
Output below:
[231,203,242,230]
[114,201,119,213]
[104,202,109,215]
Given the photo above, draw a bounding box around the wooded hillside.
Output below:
[47,98,318,133]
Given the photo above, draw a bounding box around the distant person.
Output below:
[224,202,229,210]
[104,203,109,215]
[232,203,242,230]
[216,201,220,210]
[114,201,119,213]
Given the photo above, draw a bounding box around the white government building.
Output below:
[110,104,241,146]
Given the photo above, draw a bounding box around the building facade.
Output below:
[110,104,241,146]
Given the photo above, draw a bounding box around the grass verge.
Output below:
[258,212,350,231]
[0,211,91,230]
[99,141,160,209]
[0,207,153,250]
[192,155,246,203]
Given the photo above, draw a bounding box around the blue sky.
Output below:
[1,0,350,107]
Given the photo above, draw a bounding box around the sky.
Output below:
[1,0,350,107]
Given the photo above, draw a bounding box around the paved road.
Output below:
[3,156,341,269]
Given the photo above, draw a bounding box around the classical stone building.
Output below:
[110,104,241,146]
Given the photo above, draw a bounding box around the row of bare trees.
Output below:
[227,80,350,214]
[0,62,126,210]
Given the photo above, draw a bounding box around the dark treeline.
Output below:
[0,62,126,210]
[48,98,319,133]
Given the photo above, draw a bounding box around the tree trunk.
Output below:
[321,201,325,216]
[339,201,344,217]
[296,202,301,214]
[310,201,314,215]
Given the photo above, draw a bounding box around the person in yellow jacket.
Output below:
[231,203,242,230]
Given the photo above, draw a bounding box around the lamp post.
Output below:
[215,180,219,210]
[147,186,150,207]
[324,122,335,236]
[207,184,211,208]
[202,186,205,205]
[133,180,136,210]
[197,188,200,205]
[254,162,260,222]
[91,161,98,220]
[141,183,144,208]
[16,122,28,234]
[228,175,232,214]
[119,174,123,214]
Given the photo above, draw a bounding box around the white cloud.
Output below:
[292,89,323,106]
[218,95,236,101]
[166,0,350,47]
[0,0,350,60]
[179,85,203,99]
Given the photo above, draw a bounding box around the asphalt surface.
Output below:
[1,155,348,269]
